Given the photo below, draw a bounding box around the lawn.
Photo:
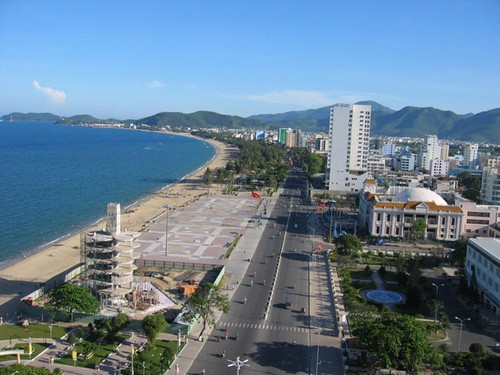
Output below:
[125,340,180,375]
[56,334,127,369]
[0,343,50,362]
[0,323,69,341]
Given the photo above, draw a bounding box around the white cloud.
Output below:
[148,80,165,89]
[33,80,66,104]
[244,90,333,107]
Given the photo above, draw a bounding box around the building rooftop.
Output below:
[393,187,448,206]
[469,238,500,263]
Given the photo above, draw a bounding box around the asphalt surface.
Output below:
[186,171,343,375]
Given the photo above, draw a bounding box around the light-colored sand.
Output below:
[0,132,232,288]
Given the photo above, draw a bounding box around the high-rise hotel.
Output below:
[326,104,371,192]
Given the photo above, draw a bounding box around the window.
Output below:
[387,214,391,221]
[377,213,381,221]
[386,227,390,235]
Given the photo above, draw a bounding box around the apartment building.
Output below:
[326,104,371,192]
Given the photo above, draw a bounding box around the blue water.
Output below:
[0,122,216,265]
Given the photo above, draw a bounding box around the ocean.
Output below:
[0,121,216,266]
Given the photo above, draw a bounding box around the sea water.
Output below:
[0,121,215,265]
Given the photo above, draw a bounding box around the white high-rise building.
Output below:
[430,159,449,177]
[464,143,479,168]
[327,104,371,192]
[440,143,449,160]
[419,135,441,171]
[481,165,500,205]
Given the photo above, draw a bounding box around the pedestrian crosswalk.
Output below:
[218,321,308,333]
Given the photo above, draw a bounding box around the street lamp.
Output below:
[227,356,250,375]
[315,328,321,375]
[164,204,175,256]
[176,329,181,355]
[130,344,135,375]
[48,324,53,339]
[455,316,470,352]
[432,283,444,324]
[308,226,315,253]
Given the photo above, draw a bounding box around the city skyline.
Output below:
[1,1,499,119]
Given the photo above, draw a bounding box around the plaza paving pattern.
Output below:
[136,195,264,264]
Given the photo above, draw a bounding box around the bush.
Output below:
[67,333,77,345]
[378,265,386,277]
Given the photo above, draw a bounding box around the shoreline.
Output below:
[0,131,231,286]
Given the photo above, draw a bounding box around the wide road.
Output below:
[188,171,324,374]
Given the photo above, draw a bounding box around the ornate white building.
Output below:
[359,185,463,241]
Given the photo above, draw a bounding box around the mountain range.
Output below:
[2,101,499,144]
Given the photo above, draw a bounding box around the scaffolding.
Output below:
[80,203,140,307]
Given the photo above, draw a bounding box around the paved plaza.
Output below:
[136,194,265,264]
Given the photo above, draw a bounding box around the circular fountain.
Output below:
[363,290,405,305]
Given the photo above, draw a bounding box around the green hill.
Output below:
[137,110,262,129]
[1,112,60,122]
[2,104,499,144]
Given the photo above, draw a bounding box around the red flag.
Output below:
[251,192,261,199]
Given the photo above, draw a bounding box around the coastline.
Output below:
[0,131,231,288]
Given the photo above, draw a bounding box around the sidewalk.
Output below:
[166,195,347,375]
[164,191,280,375]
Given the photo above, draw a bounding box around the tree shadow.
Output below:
[248,340,340,374]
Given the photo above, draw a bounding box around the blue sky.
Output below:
[1,0,499,119]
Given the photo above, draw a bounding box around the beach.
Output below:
[0,132,232,312]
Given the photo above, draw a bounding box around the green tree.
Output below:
[355,312,434,373]
[451,238,468,267]
[412,219,427,240]
[334,234,363,256]
[183,283,230,339]
[203,167,212,186]
[142,314,167,345]
[45,283,99,321]
[0,364,55,374]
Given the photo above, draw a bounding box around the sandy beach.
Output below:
[0,132,232,310]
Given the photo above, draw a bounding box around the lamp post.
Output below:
[177,329,181,355]
[131,344,135,375]
[164,204,175,256]
[308,226,315,253]
[455,316,470,352]
[48,324,53,339]
[227,356,250,375]
[315,328,321,375]
[432,283,444,324]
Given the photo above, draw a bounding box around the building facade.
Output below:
[430,158,449,177]
[465,238,500,316]
[463,143,479,168]
[419,135,441,171]
[359,187,463,241]
[456,196,500,238]
[481,165,500,205]
[326,104,371,192]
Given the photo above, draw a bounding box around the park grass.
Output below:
[124,340,180,375]
[56,334,127,369]
[0,323,69,340]
[0,342,50,362]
